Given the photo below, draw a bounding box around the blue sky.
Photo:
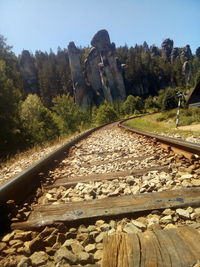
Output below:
[0,0,199,55]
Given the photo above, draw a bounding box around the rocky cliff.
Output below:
[68,32,194,108]
[68,30,126,108]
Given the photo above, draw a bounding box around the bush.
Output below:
[52,94,81,134]
[112,101,124,117]
[95,104,118,125]
[20,94,59,144]
[160,88,178,111]
[144,96,159,110]
[179,107,200,126]
[122,95,144,115]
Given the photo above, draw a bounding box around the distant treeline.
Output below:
[0,35,200,159]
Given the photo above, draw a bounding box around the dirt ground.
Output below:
[178,124,200,131]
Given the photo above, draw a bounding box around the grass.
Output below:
[125,108,200,139]
[0,129,87,169]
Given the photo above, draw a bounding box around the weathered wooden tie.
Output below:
[11,187,200,230]
[45,165,169,189]
[101,226,200,267]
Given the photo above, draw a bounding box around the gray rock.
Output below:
[24,236,44,254]
[0,242,7,251]
[9,239,23,248]
[147,216,160,227]
[161,38,173,60]
[182,61,191,83]
[160,215,172,224]
[95,232,105,243]
[91,29,126,102]
[14,231,32,241]
[91,29,111,51]
[77,251,90,262]
[54,246,77,263]
[85,244,96,253]
[68,42,92,109]
[95,220,105,226]
[2,231,15,242]
[162,209,175,216]
[62,239,76,248]
[71,241,84,254]
[123,223,141,234]
[131,220,146,230]
[17,257,31,267]
[100,223,111,231]
[126,176,135,185]
[181,173,193,180]
[85,47,104,106]
[176,209,190,220]
[181,45,192,61]
[30,251,49,266]
[93,249,103,260]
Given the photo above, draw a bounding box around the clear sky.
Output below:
[0,0,199,55]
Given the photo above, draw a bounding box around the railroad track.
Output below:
[0,120,200,266]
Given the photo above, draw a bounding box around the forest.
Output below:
[1,34,200,159]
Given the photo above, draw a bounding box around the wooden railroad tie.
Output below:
[11,187,200,230]
[45,165,169,189]
[101,226,200,267]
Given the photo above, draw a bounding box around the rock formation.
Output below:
[68,30,126,108]
[171,47,179,62]
[182,61,191,83]
[19,50,39,95]
[180,45,192,62]
[85,47,104,105]
[91,30,126,103]
[161,39,174,60]
[68,42,92,109]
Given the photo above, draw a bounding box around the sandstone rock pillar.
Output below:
[85,47,104,105]
[91,29,126,102]
[68,42,91,108]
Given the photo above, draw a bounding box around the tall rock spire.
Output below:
[68,42,92,109]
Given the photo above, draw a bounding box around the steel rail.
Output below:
[1,115,199,206]
[0,124,110,204]
[119,117,200,156]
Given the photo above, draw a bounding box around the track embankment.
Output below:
[0,122,200,266]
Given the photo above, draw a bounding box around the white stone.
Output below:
[176,209,190,219]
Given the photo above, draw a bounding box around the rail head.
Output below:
[118,118,200,156]
[0,123,111,204]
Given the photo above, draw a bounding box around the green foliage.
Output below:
[195,69,200,84]
[122,95,144,115]
[155,107,200,126]
[156,109,177,121]
[144,96,159,110]
[156,88,180,111]
[179,107,200,126]
[20,94,59,144]
[35,49,72,107]
[52,94,89,134]
[95,104,118,125]
[0,37,24,156]
[112,101,124,117]
[196,47,200,60]
[1,33,200,159]
[161,88,179,111]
